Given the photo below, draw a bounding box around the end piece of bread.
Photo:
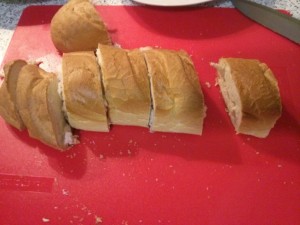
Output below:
[142,48,206,135]
[96,44,151,127]
[62,51,109,132]
[0,60,27,130]
[16,64,77,150]
[211,58,282,138]
[50,0,111,53]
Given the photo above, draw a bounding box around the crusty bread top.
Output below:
[219,58,282,123]
[97,44,151,126]
[127,49,151,106]
[142,48,206,135]
[62,51,109,131]
[0,60,27,130]
[50,0,111,53]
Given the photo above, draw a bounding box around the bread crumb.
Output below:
[42,218,50,223]
[127,149,132,155]
[95,216,102,224]
[62,189,69,196]
[205,82,211,88]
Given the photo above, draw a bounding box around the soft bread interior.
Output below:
[211,61,242,130]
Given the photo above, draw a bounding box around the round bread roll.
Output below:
[0,60,27,130]
[50,0,111,53]
[211,58,282,138]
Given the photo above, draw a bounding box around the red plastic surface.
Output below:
[1,6,300,225]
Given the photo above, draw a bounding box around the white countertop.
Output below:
[0,0,299,65]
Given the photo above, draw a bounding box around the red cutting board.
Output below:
[1,6,300,225]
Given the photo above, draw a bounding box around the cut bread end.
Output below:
[0,60,27,130]
[211,58,282,138]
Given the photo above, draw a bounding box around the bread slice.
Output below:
[0,60,27,130]
[16,64,77,150]
[96,44,151,127]
[142,48,206,135]
[61,51,109,132]
[50,0,111,53]
[211,58,282,138]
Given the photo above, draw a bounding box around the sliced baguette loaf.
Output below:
[16,64,77,150]
[61,51,109,132]
[211,58,282,138]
